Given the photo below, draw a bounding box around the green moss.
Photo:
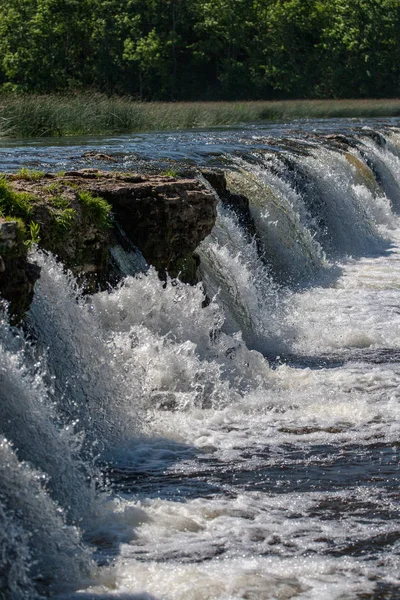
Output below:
[0,178,34,221]
[16,167,45,181]
[77,190,112,230]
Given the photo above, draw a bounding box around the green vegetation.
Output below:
[49,194,71,209]
[16,168,45,181]
[0,178,41,248]
[77,191,112,230]
[0,175,111,256]
[0,178,34,221]
[24,221,41,247]
[163,169,179,178]
[52,202,76,233]
[1,97,400,138]
[0,0,399,103]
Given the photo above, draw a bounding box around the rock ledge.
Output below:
[0,170,218,318]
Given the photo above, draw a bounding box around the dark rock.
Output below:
[0,219,41,323]
[82,151,118,163]
[201,168,259,241]
[323,134,360,150]
[200,169,227,198]
[359,129,387,147]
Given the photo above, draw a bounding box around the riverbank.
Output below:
[1,95,400,138]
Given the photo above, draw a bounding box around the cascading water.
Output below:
[197,204,287,356]
[224,157,327,285]
[0,121,399,599]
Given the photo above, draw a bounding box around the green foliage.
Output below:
[16,167,45,181]
[54,207,76,232]
[163,168,178,178]
[0,0,400,101]
[50,196,76,235]
[77,191,112,230]
[316,0,400,97]
[24,221,41,247]
[49,195,70,208]
[0,178,34,221]
[46,193,77,234]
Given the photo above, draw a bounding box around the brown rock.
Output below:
[5,170,217,291]
[83,173,217,280]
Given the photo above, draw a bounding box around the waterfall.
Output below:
[1,123,400,598]
[197,204,289,356]
[0,437,94,597]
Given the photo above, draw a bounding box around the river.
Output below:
[0,118,399,599]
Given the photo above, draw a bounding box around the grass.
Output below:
[0,178,39,247]
[163,168,179,178]
[0,177,34,221]
[77,190,112,230]
[0,176,112,254]
[1,94,400,138]
[16,167,45,181]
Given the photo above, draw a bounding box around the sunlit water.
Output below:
[0,119,399,599]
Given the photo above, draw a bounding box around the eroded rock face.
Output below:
[79,171,218,281]
[202,168,257,239]
[10,170,217,284]
[1,170,218,317]
[0,219,40,322]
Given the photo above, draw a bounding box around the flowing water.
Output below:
[0,119,400,599]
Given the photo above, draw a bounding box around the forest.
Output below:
[0,0,400,101]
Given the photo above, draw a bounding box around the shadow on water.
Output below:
[62,594,159,600]
[199,444,399,496]
[268,346,400,370]
[100,437,198,475]
[104,437,222,502]
[107,441,400,500]
[359,584,400,600]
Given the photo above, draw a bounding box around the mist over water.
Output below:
[1,120,400,599]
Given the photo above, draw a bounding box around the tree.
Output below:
[318,0,400,97]
[0,0,94,91]
[252,0,325,98]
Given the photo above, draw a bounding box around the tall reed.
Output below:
[1,95,400,138]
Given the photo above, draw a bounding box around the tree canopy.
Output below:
[0,0,399,99]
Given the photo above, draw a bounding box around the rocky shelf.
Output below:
[0,169,219,321]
